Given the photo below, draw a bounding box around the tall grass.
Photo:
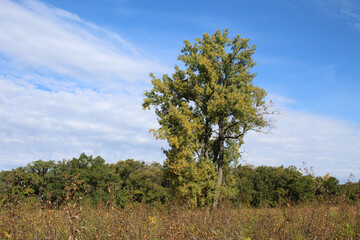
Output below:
[1,200,359,239]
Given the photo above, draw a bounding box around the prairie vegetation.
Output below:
[0,199,359,239]
[0,154,359,239]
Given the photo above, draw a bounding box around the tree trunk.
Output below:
[202,106,210,161]
[213,119,225,208]
[213,161,223,208]
[203,119,210,160]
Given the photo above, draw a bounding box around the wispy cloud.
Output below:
[0,0,169,87]
[315,0,360,31]
[243,101,360,182]
[0,0,358,184]
[0,77,166,168]
[0,0,168,168]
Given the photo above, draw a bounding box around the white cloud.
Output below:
[0,0,358,184]
[0,77,166,168]
[242,107,360,182]
[0,0,171,168]
[10,72,358,182]
[0,0,169,86]
[315,0,360,31]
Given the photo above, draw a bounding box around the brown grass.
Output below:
[0,201,359,239]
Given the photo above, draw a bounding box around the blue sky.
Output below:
[0,0,359,182]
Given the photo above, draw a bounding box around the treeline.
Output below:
[0,153,359,208]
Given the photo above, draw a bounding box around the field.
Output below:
[1,157,359,239]
[1,201,359,239]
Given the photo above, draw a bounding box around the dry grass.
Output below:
[0,201,359,239]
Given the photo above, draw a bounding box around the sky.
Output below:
[0,0,359,182]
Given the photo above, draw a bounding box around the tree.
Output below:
[112,160,169,206]
[143,29,271,207]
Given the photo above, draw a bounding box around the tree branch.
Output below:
[225,121,241,132]
[224,124,248,139]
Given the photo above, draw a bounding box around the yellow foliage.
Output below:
[324,173,330,181]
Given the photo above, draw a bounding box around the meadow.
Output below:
[1,200,359,239]
[1,154,359,239]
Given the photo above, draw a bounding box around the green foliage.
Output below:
[112,160,169,206]
[341,179,360,202]
[0,153,169,207]
[143,29,272,206]
[315,174,340,198]
[1,170,38,204]
[234,165,316,207]
[1,154,358,209]
[164,157,217,206]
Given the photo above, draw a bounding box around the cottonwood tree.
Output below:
[143,29,272,207]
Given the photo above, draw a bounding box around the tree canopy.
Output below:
[1,154,355,208]
[143,29,272,207]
